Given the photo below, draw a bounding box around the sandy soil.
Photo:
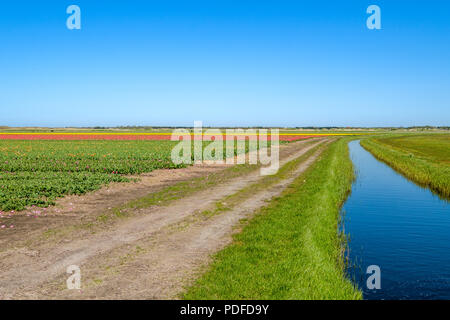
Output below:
[0,138,328,299]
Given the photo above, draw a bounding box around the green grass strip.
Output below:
[183,138,362,300]
[361,137,450,199]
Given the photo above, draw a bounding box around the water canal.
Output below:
[342,140,450,299]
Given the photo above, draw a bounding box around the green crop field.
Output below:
[0,139,266,211]
[361,134,450,199]
[0,140,185,211]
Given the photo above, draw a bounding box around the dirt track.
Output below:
[0,138,328,299]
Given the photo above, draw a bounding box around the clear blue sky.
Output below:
[1,0,449,127]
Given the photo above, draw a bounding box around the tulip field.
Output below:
[0,140,185,211]
[0,132,319,211]
[0,133,317,142]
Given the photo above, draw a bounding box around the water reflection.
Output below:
[342,140,450,300]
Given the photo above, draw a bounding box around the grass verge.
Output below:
[360,136,450,199]
[183,138,362,300]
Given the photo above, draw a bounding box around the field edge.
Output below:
[360,136,450,199]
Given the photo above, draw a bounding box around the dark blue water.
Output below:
[342,140,450,300]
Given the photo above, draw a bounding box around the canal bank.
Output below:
[343,140,450,299]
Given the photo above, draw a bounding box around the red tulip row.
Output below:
[0,134,313,142]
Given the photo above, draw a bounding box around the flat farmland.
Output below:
[0,135,288,211]
[0,140,183,211]
[361,134,450,198]
[374,134,450,164]
[0,132,320,142]
[0,132,363,211]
